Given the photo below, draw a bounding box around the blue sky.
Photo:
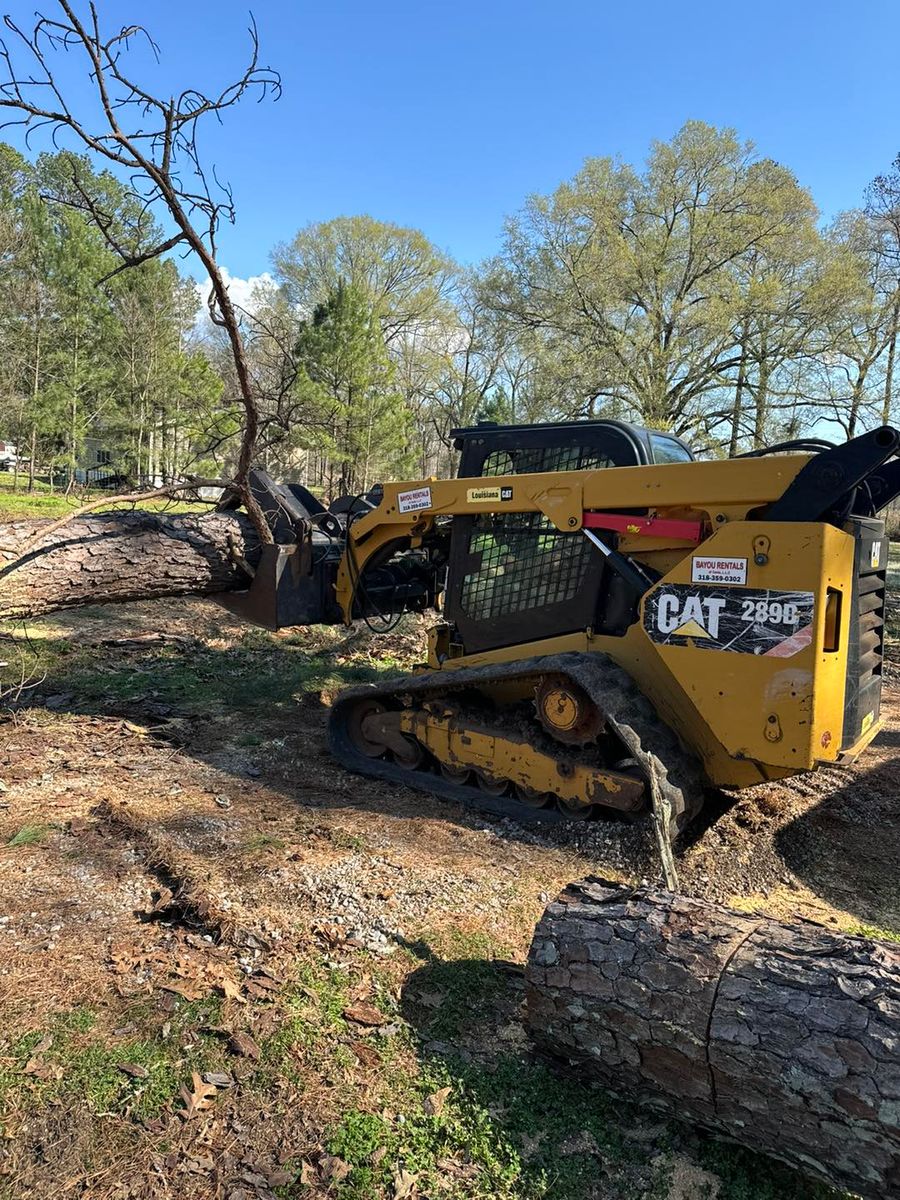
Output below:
[3,0,900,292]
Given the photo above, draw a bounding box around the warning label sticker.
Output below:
[691,555,748,586]
[397,486,432,513]
[644,585,815,656]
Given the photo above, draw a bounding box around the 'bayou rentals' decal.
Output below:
[644,585,815,656]
[397,486,433,513]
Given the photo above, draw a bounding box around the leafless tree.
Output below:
[0,0,281,541]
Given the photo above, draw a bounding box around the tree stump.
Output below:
[525,878,900,1197]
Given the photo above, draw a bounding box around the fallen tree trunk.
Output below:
[0,510,262,620]
[526,879,900,1198]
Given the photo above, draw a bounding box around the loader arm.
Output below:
[336,452,815,623]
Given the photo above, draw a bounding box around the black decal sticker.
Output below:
[644,585,815,655]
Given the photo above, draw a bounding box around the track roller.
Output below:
[515,784,553,809]
[329,651,706,847]
[476,772,509,796]
[440,762,471,784]
[557,796,593,820]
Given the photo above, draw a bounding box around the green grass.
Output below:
[0,996,227,1127]
[329,828,369,853]
[6,824,48,848]
[243,833,287,852]
[0,947,841,1200]
[240,936,834,1200]
[845,920,900,944]
[0,472,210,520]
[0,628,400,721]
[322,1043,835,1200]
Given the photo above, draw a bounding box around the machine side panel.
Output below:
[620,522,855,780]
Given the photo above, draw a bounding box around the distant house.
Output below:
[0,440,17,470]
[76,437,120,486]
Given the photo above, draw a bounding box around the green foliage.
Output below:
[0,125,896,505]
[6,824,47,847]
[0,997,227,1125]
[294,279,413,493]
[486,121,830,447]
[272,215,454,344]
[0,146,208,493]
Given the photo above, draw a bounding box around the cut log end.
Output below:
[525,878,900,1198]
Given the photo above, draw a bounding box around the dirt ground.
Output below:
[0,596,896,1200]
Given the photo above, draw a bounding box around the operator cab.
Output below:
[444,419,695,655]
[451,418,694,477]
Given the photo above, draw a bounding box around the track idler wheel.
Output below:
[345,700,423,769]
[557,796,593,821]
[346,699,391,758]
[534,675,604,746]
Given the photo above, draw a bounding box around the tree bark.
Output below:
[0,509,262,621]
[526,879,900,1199]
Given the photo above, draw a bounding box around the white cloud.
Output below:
[217,267,275,313]
[192,267,275,332]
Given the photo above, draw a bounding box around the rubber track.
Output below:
[328,651,706,842]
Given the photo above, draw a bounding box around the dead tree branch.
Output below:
[0,1,281,542]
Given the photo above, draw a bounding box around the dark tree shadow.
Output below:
[774,759,900,931]
[13,622,900,927]
[13,632,661,871]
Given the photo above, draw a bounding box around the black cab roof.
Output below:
[450,418,694,477]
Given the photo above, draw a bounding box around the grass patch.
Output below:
[416,959,508,1042]
[256,961,352,1088]
[324,1055,626,1200]
[845,920,900,944]
[243,833,287,852]
[329,828,369,853]
[0,952,838,1200]
[6,824,47,848]
[322,1044,836,1200]
[0,475,209,520]
[39,641,392,717]
[0,995,227,1125]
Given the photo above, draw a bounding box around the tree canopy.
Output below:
[1,121,899,496]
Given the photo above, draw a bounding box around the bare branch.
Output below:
[0,0,282,543]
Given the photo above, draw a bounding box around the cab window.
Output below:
[650,434,693,464]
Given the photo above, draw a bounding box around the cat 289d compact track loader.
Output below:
[216,419,900,857]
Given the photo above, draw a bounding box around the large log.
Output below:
[525,879,900,1198]
[0,509,262,620]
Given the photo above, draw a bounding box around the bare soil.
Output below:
[0,596,895,1200]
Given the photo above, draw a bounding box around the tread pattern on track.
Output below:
[328,651,706,842]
